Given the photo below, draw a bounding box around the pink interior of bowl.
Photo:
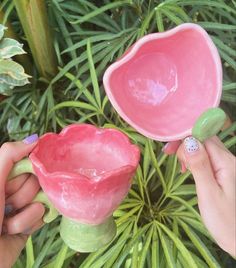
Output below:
[33,125,138,180]
[104,24,222,141]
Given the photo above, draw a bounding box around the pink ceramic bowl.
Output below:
[103,23,222,141]
[30,124,140,225]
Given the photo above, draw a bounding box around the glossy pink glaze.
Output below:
[30,124,140,225]
[103,23,222,141]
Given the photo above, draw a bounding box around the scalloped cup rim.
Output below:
[30,124,140,182]
[103,23,222,141]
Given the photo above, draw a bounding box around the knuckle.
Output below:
[7,219,23,234]
[0,142,15,154]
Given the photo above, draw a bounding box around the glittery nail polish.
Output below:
[184,136,200,153]
[23,134,39,144]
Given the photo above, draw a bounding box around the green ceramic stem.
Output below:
[60,216,117,252]
[8,158,34,178]
[7,158,58,223]
[33,191,59,223]
[192,108,227,142]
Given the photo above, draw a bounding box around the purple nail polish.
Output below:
[184,136,199,153]
[4,204,13,216]
[23,134,39,144]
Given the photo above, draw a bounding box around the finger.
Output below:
[0,234,28,267]
[5,173,30,197]
[3,202,45,235]
[22,219,44,235]
[177,136,221,200]
[204,136,235,192]
[162,140,181,155]
[0,135,38,231]
[5,175,40,211]
[0,136,38,185]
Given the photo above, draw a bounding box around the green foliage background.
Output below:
[0,0,236,267]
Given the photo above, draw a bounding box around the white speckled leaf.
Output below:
[0,25,7,40]
[0,74,29,86]
[0,81,13,95]
[0,59,31,79]
[0,38,26,58]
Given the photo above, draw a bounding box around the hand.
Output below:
[0,137,45,268]
[164,136,236,257]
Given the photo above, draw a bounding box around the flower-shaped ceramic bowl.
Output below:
[103,23,225,142]
[8,124,140,252]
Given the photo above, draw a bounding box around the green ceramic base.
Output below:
[60,216,117,252]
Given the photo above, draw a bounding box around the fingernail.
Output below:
[4,204,13,216]
[162,143,169,153]
[23,134,38,144]
[184,136,200,153]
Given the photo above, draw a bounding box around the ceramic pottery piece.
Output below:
[8,124,140,252]
[103,23,223,141]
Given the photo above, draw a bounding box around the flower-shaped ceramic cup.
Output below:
[8,124,140,252]
[103,23,226,142]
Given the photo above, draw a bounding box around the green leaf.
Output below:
[26,236,34,268]
[80,221,133,268]
[32,229,58,268]
[161,8,183,25]
[157,227,175,268]
[0,38,26,58]
[155,9,164,32]
[198,22,236,30]
[52,244,68,268]
[64,71,98,108]
[96,222,134,268]
[179,1,236,14]
[164,5,190,21]
[138,225,154,268]
[116,205,142,225]
[114,223,151,267]
[138,9,155,37]
[172,185,196,196]
[151,226,160,268]
[49,101,98,114]
[70,1,132,24]
[157,222,198,268]
[148,140,167,192]
[143,140,151,180]
[179,220,221,268]
[87,40,102,109]
[223,83,236,91]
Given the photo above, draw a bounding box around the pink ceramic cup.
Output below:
[103,23,222,142]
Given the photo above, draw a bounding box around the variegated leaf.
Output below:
[0,81,13,95]
[0,38,26,58]
[0,59,31,80]
[0,25,7,40]
[0,74,29,86]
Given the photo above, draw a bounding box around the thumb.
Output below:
[0,135,38,233]
[177,136,221,198]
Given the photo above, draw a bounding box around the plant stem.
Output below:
[13,0,57,79]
